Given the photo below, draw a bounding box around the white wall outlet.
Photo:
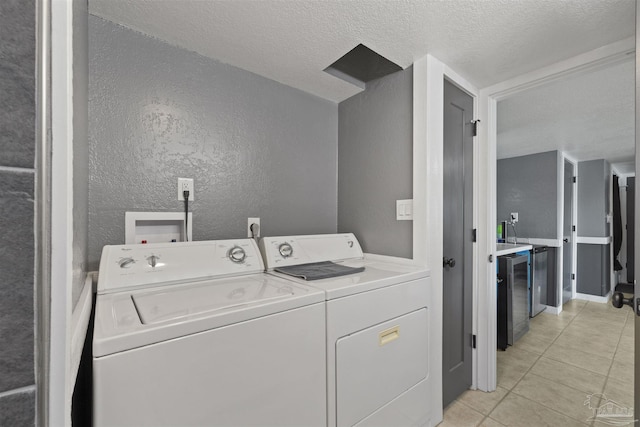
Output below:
[510,212,518,223]
[248,217,260,238]
[178,178,194,201]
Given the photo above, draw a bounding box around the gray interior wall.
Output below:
[577,243,611,296]
[72,0,89,308]
[88,16,338,268]
[337,67,413,258]
[497,151,560,239]
[577,159,609,237]
[0,0,36,424]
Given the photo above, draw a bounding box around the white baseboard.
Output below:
[541,305,561,315]
[69,272,96,395]
[574,291,611,304]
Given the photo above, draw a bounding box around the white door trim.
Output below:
[476,36,634,392]
[558,153,580,304]
[413,55,479,425]
[50,0,74,425]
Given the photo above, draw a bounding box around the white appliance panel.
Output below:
[266,256,428,300]
[336,309,428,427]
[98,239,264,294]
[93,303,327,427]
[93,273,323,357]
[260,233,364,268]
[259,234,433,427]
[133,276,295,324]
[353,381,432,427]
[325,276,431,427]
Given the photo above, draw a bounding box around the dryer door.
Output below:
[336,308,428,427]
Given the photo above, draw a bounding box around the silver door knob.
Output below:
[443,257,456,268]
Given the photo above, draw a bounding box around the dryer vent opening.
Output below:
[323,44,403,89]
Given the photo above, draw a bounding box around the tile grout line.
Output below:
[517,302,630,425]
[0,384,36,399]
[0,165,35,174]
[495,301,595,425]
[446,301,626,426]
[599,304,631,402]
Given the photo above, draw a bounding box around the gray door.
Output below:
[562,160,574,304]
[442,79,474,407]
[627,177,635,283]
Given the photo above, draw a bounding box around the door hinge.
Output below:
[472,334,477,349]
[472,228,477,242]
[573,176,577,183]
[572,225,576,232]
[471,119,480,137]
[572,273,575,280]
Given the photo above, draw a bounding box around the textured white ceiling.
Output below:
[89,0,635,103]
[89,0,636,170]
[497,58,634,173]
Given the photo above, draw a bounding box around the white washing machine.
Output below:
[259,233,433,427]
[93,239,326,427]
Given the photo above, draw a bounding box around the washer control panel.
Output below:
[98,239,264,294]
[228,246,247,263]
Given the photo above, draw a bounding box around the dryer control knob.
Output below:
[278,243,293,258]
[147,255,160,268]
[118,257,135,268]
[228,246,247,263]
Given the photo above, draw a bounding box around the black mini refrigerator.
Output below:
[497,254,530,350]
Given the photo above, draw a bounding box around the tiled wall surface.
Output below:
[0,0,36,425]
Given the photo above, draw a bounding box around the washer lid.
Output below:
[93,274,325,357]
[132,277,295,324]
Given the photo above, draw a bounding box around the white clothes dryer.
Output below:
[92,239,326,427]
[259,233,433,427]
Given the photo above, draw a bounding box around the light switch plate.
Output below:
[396,199,413,221]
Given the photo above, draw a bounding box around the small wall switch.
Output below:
[178,178,194,201]
[396,199,413,221]
[510,212,518,223]
[248,217,260,238]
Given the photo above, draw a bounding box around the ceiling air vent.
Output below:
[324,44,403,89]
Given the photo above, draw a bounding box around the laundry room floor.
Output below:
[440,299,634,426]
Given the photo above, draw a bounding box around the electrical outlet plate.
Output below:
[247,217,260,238]
[178,178,194,201]
[510,212,518,223]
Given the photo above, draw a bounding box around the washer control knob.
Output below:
[278,243,293,258]
[118,257,135,268]
[228,246,247,263]
[147,255,160,268]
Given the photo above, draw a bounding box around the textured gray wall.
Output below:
[497,151,560,239]
[337,68,413,258]
[72,0,89,309]
[0,0,36,424]
[577,159,609,237]
[88,16,338,268]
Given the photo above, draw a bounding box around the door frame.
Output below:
[476,36,634,392]
[562,154,579,306]
[412,55,479,422]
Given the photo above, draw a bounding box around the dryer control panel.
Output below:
[97,239,264,294]
[260,233,364,270]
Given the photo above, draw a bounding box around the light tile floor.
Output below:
[440,299,635,426]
